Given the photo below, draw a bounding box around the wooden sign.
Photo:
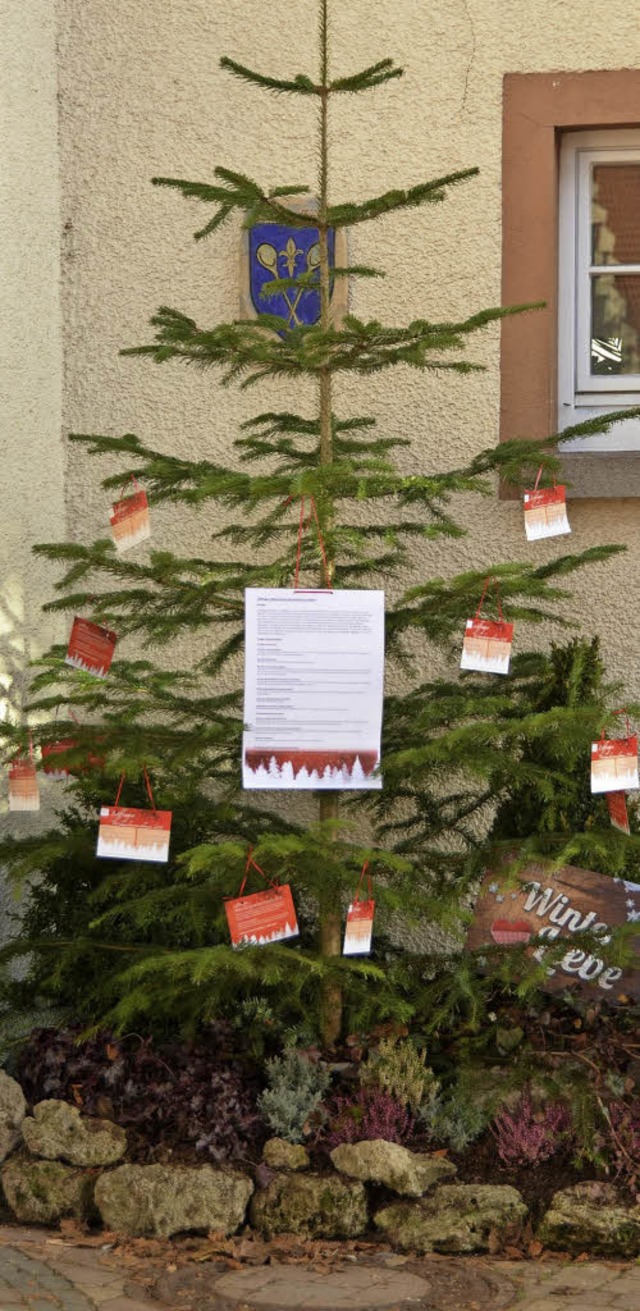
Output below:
[466,863,640,1001]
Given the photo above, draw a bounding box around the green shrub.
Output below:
[257,1049,331,1143]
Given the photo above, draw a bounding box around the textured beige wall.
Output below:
[18,1,640,709]
[0,0,64,843]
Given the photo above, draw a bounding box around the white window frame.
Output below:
[559,128,640,452]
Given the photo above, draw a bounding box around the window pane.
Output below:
[591,273,640,374]
[592,165,640,264]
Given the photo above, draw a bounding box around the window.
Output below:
[501,70,640,492]
[559,130,640,451]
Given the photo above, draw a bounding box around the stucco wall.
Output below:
[5,0,640,728]
[52,0,640,698]
[0,0,64,868]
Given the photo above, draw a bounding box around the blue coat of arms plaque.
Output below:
[248,223,336,329]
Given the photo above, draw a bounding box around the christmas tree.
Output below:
[2,0,637,1047]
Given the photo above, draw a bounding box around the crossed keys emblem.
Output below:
[256,236,321,327]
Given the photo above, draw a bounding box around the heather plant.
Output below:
[492,1089,573,1166]
[257,1048,331,1143]
[325,1086,415,1148]
[360,1036,438,1111]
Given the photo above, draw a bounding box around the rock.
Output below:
[375,1183,528,1253]
[537,1181,640,1257]
[0,1070,26,1163]
[95,1164,253,1238]
[250,1172,368,1240]
[330,1139,456,1197]
[262,1137,310,1171]
[22,1099,127,1166]
[1,1153,94,1225]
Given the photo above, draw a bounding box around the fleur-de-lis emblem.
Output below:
[256,239,321,328]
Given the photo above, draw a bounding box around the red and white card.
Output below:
[8,760,40,812]
[110,489,150,553]
[343,898,375,955]
[42,739,76,780]
[523,486,571,541]
[225,884,299,948]
[461,618,514,676]
[607,791,631,834]
[66,617,117,679]
[97,806,172,862]
[591,736,639,794]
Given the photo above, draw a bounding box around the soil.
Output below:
[452,1138,593,1224]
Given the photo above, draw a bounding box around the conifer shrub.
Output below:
[257,1048,331,1143]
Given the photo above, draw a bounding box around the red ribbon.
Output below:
[237,846,280,898]
[117,473,143,501]
[354,859,373,904]
[601,709,633,741]
[293,495,332,590]
[113,766,157,811]
[474,576,504,622]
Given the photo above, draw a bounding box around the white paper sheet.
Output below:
[243,588,384,789]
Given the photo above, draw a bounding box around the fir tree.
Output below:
[2,0,639,1047]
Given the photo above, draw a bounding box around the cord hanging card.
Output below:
[97,806,172,862]
[591,736,639,794]
[8,760,40,812]
[66,617,117,679]
[607,791,631,834]
[110,489,150,553]
[225,884,299,948]
[523,486,571,541]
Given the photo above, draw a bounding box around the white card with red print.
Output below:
[225,884,299,948]
[66,617,117,679]
[97,806,172,862]
[461,618,514,676]
[243,588,384,790]
[343,899,375,955]
[607,791,631,834]
[110,490,150,552]
[42,739,76,780]
[523,486,571,541]
[591,736,639,794]
[8,761,40,812]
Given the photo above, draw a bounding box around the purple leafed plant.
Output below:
[492,1090,572,1166]
[325,1087,415,1149]
[17,1025,264,1166]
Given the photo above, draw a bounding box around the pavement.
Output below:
[0,1226,639,1311]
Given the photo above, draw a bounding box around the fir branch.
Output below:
[220,56,317,96]
[330,58,404,93]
